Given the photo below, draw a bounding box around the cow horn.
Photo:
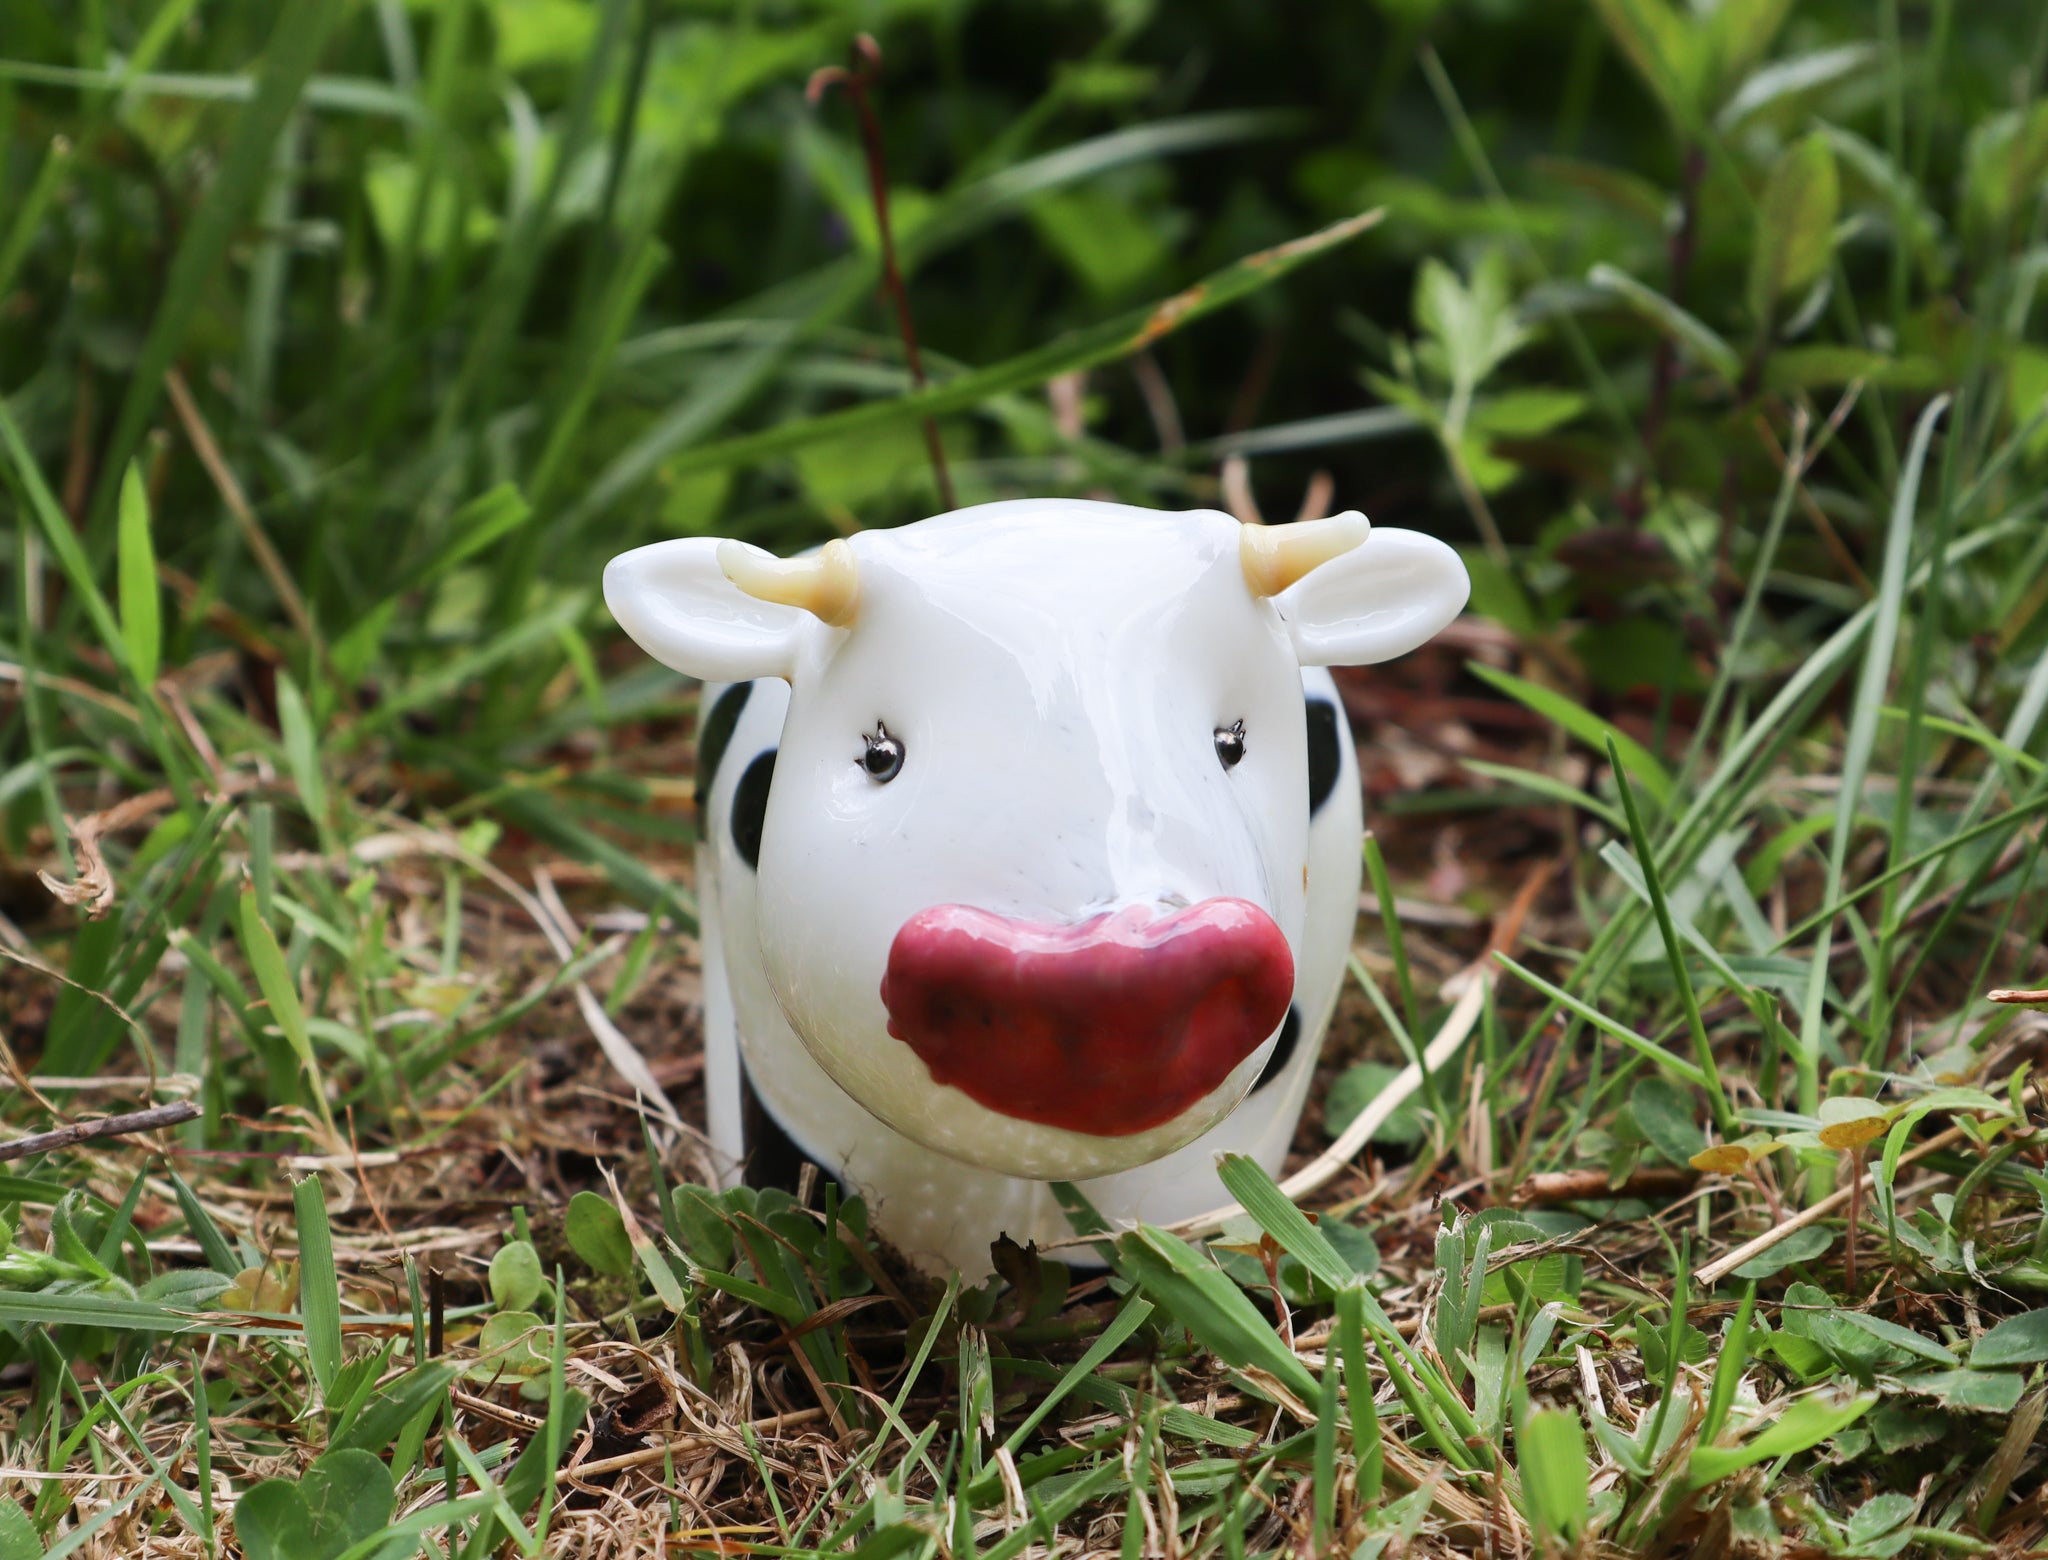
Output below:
[1240,511,1371,597]
[718,538,860,627]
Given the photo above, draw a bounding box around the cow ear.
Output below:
[1275,527,1469,667]
[604,538,810,683]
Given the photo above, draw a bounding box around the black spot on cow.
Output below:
[1306,696,1341,816]
[695,681,753,811]
[731,749,775,869]
[741,1062,837,1206]
[1252,1004,1302,1093]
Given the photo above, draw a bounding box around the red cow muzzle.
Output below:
[879,899,1294,1137]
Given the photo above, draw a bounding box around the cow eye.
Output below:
[1214,720,1246,770]
[861,722,905,783]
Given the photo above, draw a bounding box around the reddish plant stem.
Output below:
[810,37,956,513]
[1845,1148,1864,1292]
[1624,143,1707,523]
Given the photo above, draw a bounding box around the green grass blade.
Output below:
[1335,1285,1383,1500]
[995,1295,1153,1460]
[435,0,632,438]
[1607,735,1734,1133]
[0,397,124,663]
[1698,1283,1755,1446]
[0,133,71,300]
[1362,832,1421,1038]
[237,884,336,1136]
[1494,952,1711,1088]
[165,1170,241,1281]
[83,0,347,551]
[294,1173,343,1400]
[1114,1225,1317,1403]
[1796,393,1949,1107]
[1468,662,1673,806]
[1518,1406,1590,1545]
[1214,1153,1373,1301]
[660,211,1383,483]
[115,464,161,690]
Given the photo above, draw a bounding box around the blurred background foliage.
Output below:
[4,0,2039,763]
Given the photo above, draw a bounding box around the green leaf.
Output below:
[1718,44,1876,131]
[0,1495,40,1560]
[1971,1308,2048,1367]
[1464,759,1627,830]
[1687,1391,1875,1485]
[632,1235,692,1316]
[1640,1319,1712,1380]
[1843,1491,1918,1550]
[1758,1324,1835,1380]
[1588,262,1742,383]
[0,1287,243,1334]
[1029,187,1175,302]
[1904,1370,2025,1413]
[1732,1224,1835,1279]
[1829,1311,1953,1367]
[300,1448,394,1556]
[1467,387,1587,437]
[452,1388,587,1560]
[1748,131,1839,323]
[565,1190,634,1278]
[1962,102,2048,246]
[670,1184,735,1272]
[1632,1077,1707,1166]
[1591,0,1706,125]
[115,464,160,690]
[1467,661,1674,806]
[475,1310,550,1376]
[1326,1062,1426,1147]
[234,1479,315,1560]
[993,1295,1155,1460]
[293,1175,342,1399]
[1700,0,1797,105]
[0,134,70,305]
[1518,1407,1590,1544]
[1413,248,1530,407]
[333,484,534,686]
[489,1240,545,1312]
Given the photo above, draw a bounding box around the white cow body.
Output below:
[605,500,1467,1277]
[695,665,1362,1273]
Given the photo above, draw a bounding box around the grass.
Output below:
[3,0,2048,1555]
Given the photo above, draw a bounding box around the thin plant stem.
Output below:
[810,35,956,513]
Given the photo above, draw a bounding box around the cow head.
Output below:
[606,500,1467,1180]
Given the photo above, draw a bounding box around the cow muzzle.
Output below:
[878,899,1294,1137]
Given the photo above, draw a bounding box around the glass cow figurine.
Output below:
[605,499,1468,1275]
